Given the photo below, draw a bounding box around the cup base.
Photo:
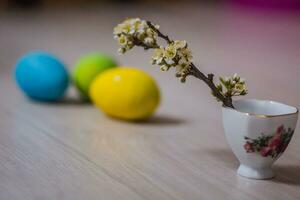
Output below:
[237,165,275,179]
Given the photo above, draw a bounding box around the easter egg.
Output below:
[89,67,160,121]
[15,51,69,101]
[72,53,117,99]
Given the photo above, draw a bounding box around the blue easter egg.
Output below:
[15,51,69,101]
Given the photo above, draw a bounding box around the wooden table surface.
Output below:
[1,3,300,200]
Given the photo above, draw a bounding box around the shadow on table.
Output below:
[140,114,188,126]
[109,114,189,126]
[27,96,91,106]
[205,148,300,185]
[56,97,91,105]
[272,165,300,185]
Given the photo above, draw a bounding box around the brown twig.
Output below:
[146,21,173,44]
[190,64,233,108]
[133,38,152,49]
[146,21,234,108]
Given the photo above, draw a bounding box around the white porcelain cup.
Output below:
[222,99,298,179]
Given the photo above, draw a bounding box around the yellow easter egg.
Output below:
[89,67,160,120]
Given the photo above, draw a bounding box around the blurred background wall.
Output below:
[1,0,300,10]
[0,0,217,10]
[0,0,300,106]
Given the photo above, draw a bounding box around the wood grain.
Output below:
[0,3,300,200]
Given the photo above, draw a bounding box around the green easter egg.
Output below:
[72,53,117,99]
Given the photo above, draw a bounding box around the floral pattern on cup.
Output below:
[243,125,294,158]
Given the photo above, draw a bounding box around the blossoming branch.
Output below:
[113,18,247,108]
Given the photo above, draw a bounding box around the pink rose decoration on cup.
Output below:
[244,141,254,153]
[260,147,272,157]
[244,125,294,158]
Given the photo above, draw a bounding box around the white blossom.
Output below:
[144,37,155,46]
[151,40,193,78]
[174,40,187,49]
[233,83,246,94]
[160,65,170,71]
[152,48,164,64]
[218,73,247,97]
[118,34,128,46]
[113,18,159,53]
